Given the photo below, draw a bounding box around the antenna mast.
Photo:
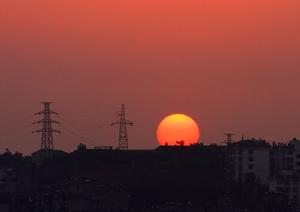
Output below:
[33,102,61,149]
[111,104,133,150]
[225,133,235,144]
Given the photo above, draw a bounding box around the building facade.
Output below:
[226,139,270,185]
[227,138,300,206]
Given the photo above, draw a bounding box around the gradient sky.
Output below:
[0,0,300,154]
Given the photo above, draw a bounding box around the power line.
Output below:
[60,125,98,145]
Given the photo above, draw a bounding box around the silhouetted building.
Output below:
[226,138,270,185]
[0,141,299,211]
[269,138,300,206]
[31,149,67,163]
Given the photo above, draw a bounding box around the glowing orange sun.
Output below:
[157,114,200,146]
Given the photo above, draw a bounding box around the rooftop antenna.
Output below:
[111,104,133,150]
[241,133,245,140]
[33,102,61,149]
[225,133,235,144]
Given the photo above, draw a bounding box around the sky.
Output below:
[0,0,300,154]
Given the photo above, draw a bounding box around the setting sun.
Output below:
[157,114,200,146]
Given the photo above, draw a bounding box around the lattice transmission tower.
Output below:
[33,102,61,149]
[111,104,133,150]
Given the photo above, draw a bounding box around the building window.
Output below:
[248,164,254,170]
[248,157,254,162]
[239,164,243,170]
[297,154,300,158]
[293,187,298,193]
[248,149,254,155]
[277,187,284,193]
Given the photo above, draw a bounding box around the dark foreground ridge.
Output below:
[0,139,300,211]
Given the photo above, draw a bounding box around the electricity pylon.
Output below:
[111,104,133,150]
[33,102,61,149]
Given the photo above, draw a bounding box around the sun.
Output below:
[157,114,200,146]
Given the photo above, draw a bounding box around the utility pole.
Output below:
[111,104,133,150]
[33,102,61,149]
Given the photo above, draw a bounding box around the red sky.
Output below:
[0,0,300,154]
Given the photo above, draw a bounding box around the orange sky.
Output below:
[0,1,300,154]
